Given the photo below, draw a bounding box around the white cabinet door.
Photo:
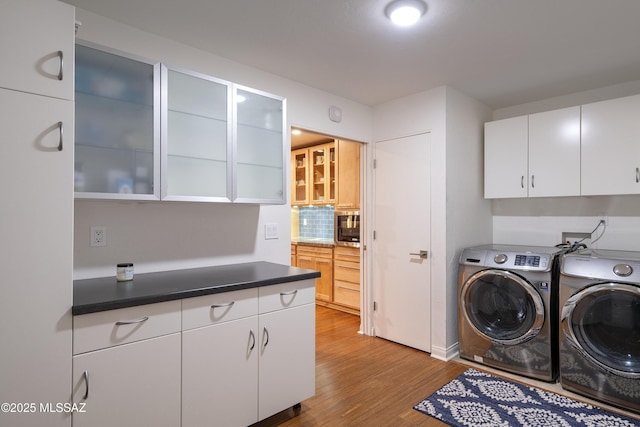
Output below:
[0,0,74,100]
[182,317,259,427]
[234,85,286,203]
[581,94,640,195]
[0,89,73,427]
[528,106,581,197]
[258,303,315,420]
[72,334,181,427]
[484,116,528,198]
[162,66,232,201]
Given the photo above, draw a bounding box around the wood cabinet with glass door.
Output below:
[310,143,336,205]
[291,148,310,205]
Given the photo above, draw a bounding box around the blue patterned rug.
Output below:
[414,368,640,426]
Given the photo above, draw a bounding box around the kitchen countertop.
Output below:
[73,261,320,315]
[291,237,335,248]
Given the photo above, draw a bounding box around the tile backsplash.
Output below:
[298,206,334,240]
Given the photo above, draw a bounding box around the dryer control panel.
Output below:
[460,244,558,272]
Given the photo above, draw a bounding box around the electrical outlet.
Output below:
[562,231,590,247]
[265,223,279,240]
[91,226,107,247]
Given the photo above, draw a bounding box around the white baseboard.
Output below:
[430,342,460,361]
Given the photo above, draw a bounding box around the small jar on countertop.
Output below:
[116,263,134,282]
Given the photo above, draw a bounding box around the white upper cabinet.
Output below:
[0,0,74,100]
[234,86,286,203]
[74,43,161,199]
[484,106,581,199]
[528,106,581,197]
[581,94,640,196]
[161,66,232,201]
[484,116,528,198]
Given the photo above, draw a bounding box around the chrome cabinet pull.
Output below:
[115,316,149,326]
[211,301,235,309]
[249,330,256,351]
[636,167,639,183]
[57,50,64,81]
[82,370,89,399]
[263,327,270,349]
[521,176,524,188]
[531,175,535,188]
[57,121,63,151]
[280,289,298,296]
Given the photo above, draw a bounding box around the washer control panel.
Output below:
[561,249,640,282]
[460,245,557,272]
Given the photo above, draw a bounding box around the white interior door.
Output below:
[372,133,431,352]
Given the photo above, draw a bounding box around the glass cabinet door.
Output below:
[234,86,286,203]
[310,143,335,205]
[291,148,310,205]
[74,43,160,199]
[161,66,232,201]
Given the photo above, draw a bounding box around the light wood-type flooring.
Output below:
[255,305,466,426]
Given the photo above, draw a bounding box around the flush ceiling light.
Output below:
[385,0,427,27]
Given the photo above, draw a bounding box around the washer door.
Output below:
[561,282,640,378]
[461,269,545,345]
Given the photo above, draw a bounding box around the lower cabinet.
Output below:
[333,246,361,311]
[296,245,333,302]
[183,282,315,426]
[71,334,182,427]
[73,280,316,427]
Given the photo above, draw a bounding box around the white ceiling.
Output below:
[62,0,640,109]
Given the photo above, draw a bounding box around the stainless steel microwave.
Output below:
[334,210,360,247]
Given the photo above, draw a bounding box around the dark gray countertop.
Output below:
[73,261,320,315]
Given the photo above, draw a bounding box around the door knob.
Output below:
[409,250,429,259]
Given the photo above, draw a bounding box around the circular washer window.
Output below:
[568,283,640,376]
[461,269,545,345]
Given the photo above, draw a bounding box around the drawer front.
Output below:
[334,247,360,263]
[259,279,315,314]
[334,283,360,309]
[296,245,333,259]
[182,288,259,331]
[73,300,181,355]
[291,244,297,255]
[334,260,360,283]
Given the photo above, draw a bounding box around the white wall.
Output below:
[73,9,373,278]
[371,86,492,359]
[490,80,640,252]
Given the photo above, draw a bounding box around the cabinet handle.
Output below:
[57,121,63,151]
[531,175,535,188]
[57,50,64,81]
[82,370,89,400]
[636,168,639,183]
[280,289,298,296]
[115,316,149,326]
[211,301,235,309]
[249,330,256,351]
[521,176,524,188]
[336,264,359,270]
[263,327,270,349]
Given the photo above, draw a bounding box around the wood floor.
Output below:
[255,305,467,427]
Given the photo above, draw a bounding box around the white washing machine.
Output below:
[559,249,640,413]
[458,244,561,382]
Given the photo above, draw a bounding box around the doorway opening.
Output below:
[289,127,365,330]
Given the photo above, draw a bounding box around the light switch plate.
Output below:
[265,223,279,240]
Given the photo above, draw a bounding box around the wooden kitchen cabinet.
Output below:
[333,246,361,312]
[71,301,182,427]
[291,244,297,266]
[291,148,310,205]
[336,139,361,209]
[581,94,640,195]
[484,106,580,198]
[1,2,74,426]
[297,245,333,302]
[310,143,336,204]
